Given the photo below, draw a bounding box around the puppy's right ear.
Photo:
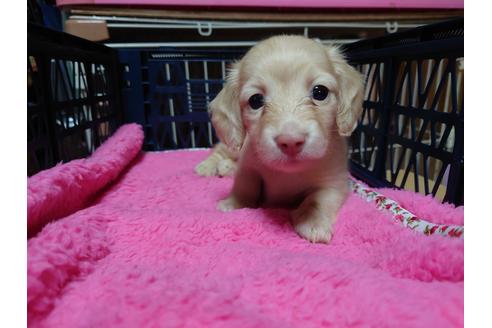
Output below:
[209,62,244,151]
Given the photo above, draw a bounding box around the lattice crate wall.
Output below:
[350,55,463,202]
[120,49,243,150]
[50,60,112,150]
[28,23,121,176]
[28,55,53,175]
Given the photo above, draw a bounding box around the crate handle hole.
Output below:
[197,22,213,37]
[386,21,399,34]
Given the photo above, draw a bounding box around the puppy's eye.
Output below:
[312,85,329,102]
[248,94,264,110]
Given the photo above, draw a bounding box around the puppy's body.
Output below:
[233,131,348,209]
[196,35,364,243]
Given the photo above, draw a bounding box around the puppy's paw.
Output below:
[291,210,334,244]
[293,220,333,244]
[217,196,244,212]
[195,158,218,176]
[217,159,236,177]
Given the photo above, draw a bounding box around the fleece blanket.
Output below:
[28,124,464,328]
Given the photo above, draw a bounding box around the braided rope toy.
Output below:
[349,178,464,239]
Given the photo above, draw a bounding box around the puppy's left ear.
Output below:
[326,46,365,136]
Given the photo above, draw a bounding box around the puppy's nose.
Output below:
[275,134,306,156]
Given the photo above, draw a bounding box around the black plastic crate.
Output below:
[27,23,123,176]
[27,18,463,206]
[344,18,463,206]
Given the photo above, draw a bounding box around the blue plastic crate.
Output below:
[119,49,245,150]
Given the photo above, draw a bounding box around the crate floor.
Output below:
[28,125,463,327]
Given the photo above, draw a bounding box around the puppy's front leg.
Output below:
[195,143,237,177]
[217,167,261,212]
[291,185,348,243]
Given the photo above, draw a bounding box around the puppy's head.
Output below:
[209,35,364,171]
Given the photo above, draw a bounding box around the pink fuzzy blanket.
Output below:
[28,124,464,328]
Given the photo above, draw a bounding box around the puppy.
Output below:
[196,35,364,243]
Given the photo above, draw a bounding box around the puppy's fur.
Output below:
[196,35,364,243]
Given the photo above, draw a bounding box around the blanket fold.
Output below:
[27,124,144,237]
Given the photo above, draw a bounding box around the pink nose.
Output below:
[275,134,306,156]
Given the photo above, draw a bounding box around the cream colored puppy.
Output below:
[197,35,364,243]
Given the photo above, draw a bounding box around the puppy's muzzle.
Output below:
[274,122,307,157]
[275,134,305,156]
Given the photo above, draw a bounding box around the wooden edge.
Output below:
[65,19,110,41]
[65,6,464,22]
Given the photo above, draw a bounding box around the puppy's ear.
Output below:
[209,62,244,151]
[326,46,365,136]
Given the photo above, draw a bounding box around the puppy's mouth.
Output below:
[265,152,318,172]
[281,152,305,163]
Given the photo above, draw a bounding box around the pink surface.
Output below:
[27,124,144,237]
[56,0,464,9]
[27,128,463,327]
